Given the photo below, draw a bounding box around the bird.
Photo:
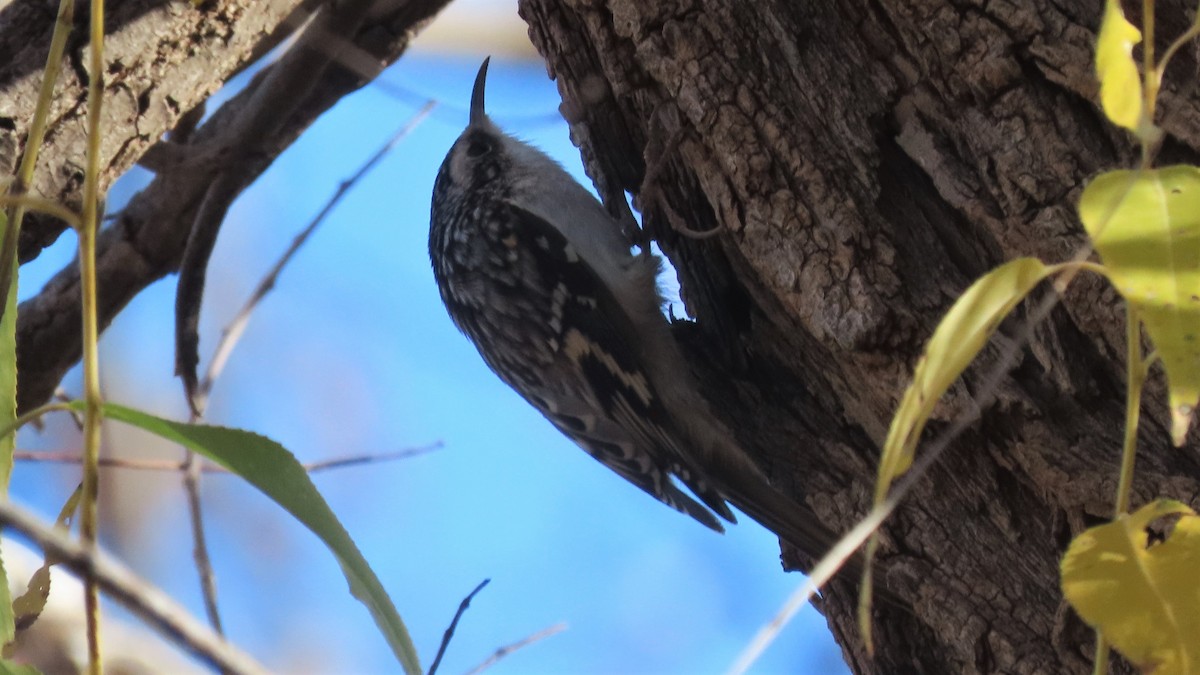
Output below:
[428,57,859,576]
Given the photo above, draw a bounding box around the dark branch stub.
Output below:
[427,579,491,675]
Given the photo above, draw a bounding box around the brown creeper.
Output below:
[429,58,849,567]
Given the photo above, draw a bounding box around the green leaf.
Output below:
[0,211,17,492]
[0,550,11,653]
[877,258,1052,497]
[0,212,16,652]
[1061,499,1200,674]
[1095,0,1144,131]
[70,402,422,674]
[0,659,41,675]
[1079,166,1200,445]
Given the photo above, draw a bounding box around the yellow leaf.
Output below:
[1079,167,1200,445]
[877,258,1050,499]
[7,486,80,648]
[1096,0,1144,131]
[1061,500,1200,674]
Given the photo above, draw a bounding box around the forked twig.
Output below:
[175,98,437,640]
[0,498,269,674]
[193,98,437,413]
[635,110,722,240]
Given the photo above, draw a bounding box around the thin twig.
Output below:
[463,623,567,675]
[15,444,441,473]
[54,389,86,430]
[427,579,490,675]
[746,164,1141,675]
[727,502,886,675]
[193,99,437,412]
[182,449,223,639]
[13,0,452,415]
[173,99,437,637]
[176,0,415,416]
[636,124,722,240]
[731,247,1101,673]
[176,177,241,639]
[0,401,74,440]
[0,497,269,674]
[301,443,443,472]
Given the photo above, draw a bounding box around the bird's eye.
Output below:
[466,136,492,158]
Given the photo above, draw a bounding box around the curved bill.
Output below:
[470,56,491,125]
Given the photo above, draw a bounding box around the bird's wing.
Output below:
[499,199,737,530]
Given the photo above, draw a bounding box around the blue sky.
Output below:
[14,50,848,674]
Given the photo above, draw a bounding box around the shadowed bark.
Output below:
[11,0,451,412]
[517,0,1200,672]
[0,0,311,261]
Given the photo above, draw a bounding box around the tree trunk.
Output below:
[518,0,1200,672]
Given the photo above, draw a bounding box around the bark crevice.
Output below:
[520,0,1197,672]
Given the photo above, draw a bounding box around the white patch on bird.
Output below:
[649,241,687,320]
[548,282,568,334]
[563,329,653,406]
[563,243,579,263]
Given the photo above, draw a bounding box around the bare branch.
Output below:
[6,0,314,263]
[175,0,398,414]
[15,444,442,473]
[0,498,269,675]
[52,390,85,431]
[300,443,443,472]
[427,579,490,675]
[176,174,245,416]
[15,0,452,415]
[194,99,437,413]
[175,93,437,633]
[181,452,224,639]
[463,623,568,675]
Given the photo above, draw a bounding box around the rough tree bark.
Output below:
[515,0,1200,673]
[8,0,1199,671]
[7,0,450,412]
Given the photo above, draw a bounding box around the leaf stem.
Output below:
[1090,304,1147,675]
[79,0,107,668]
[0,0,77,319]
[1114,305,1144,516]
[1142,0,1155,115]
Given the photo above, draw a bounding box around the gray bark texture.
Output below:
[8,0,450,412]
[515,0,1200,673]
